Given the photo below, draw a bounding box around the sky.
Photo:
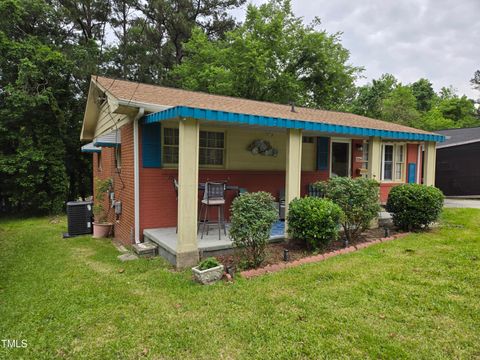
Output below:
[231,0,480,99]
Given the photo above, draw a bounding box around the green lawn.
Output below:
[1,209,479,359]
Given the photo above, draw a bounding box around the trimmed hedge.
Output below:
[287,197,343,249]
[386,184,444,231]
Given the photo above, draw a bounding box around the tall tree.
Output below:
[350,74,397,118]
[411,78,435,112]
[173,0,361,110]
[380,85,421,127]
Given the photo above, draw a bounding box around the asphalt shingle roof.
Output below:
[436,127,480,148]
[94,76,435,136]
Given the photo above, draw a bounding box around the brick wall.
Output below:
[92,124,135,245]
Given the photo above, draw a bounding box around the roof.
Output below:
[92,76,444,142]
[93,129,121,147]
[436,127,480,149]
[81,142,101,153]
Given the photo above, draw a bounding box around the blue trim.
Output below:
[408,163,416,184]
[143,106,446,142]
[81,148,101,153]
[316,137,329,170]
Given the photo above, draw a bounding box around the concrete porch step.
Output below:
[132,241,158,258]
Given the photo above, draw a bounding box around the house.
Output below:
[80,76,445,268]
[435,127,480,196]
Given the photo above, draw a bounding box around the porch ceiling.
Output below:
[143,105,446,143]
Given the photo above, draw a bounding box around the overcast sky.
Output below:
[231,0,480,99]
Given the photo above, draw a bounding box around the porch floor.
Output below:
[144,221,286,265]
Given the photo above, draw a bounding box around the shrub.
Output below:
[198,257,221,270]
[93,178,112,223]
[287,197,343,249]
[319,177,381,242]
[229,192,278,268]
[386,184,444,231]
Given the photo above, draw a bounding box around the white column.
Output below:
[368,137,382,181]
[423,141,437,186]
[285,129,302,233]
[176,118,200,268]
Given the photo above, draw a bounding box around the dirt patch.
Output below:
[218,227,402,270]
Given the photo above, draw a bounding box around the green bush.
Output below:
[287,197,343,250]
[229,192,278,268]
[318,177,381,242]
[386,184,444,231]
[198,257,221,270]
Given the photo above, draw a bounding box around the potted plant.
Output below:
[192,257,224,285]
[92,178,113,238]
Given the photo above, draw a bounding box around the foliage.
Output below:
[350,73,397,118]
[320,177,381,242]
[197,257,221,271]
[229,192,278,268]
[411,78,436,112]
[172,0,362,110]
[287,197,343,250]
[381,85,421,127]
[386,184,444,231]
[93,178,112,223]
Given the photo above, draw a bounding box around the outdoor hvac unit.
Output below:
[66,201,93,236]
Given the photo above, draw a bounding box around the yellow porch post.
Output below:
[285,129,302,234]
[176,118,200,268]
[368,137,382,181]
[423,141,437,186]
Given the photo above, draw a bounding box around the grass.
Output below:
[0,209,479,359]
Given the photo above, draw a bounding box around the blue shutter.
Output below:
[408,162,416,183]
[142,123,162,168]
[316,137,329,170]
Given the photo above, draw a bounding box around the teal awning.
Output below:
[143,106,446,143]
[93,129,121,147]
[81,142,101,153]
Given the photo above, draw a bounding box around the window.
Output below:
[163,128,179,164]
[382,144,405,181]
[162,128,225,166]
[302,136,315,143]
[199,130,224,166]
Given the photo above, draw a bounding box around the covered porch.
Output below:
[139,106,442,268]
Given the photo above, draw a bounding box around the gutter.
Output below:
[133,107,144,244]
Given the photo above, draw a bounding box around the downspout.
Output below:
[133,108,144,244]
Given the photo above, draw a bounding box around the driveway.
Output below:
[444,198,480,209]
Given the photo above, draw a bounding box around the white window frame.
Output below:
[162,127,225,168]
[329,138,352,178]
[381,143,406,182]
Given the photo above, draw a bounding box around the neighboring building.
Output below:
[435,127,480,196]
[80,76,444,268]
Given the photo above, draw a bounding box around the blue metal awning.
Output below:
[93,129,121,147]
[81,142,101,153]
[143,105,446,142]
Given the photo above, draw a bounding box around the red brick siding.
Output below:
[351,139,364,178]
[92,124,135,245]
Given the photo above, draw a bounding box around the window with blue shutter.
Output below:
[142,123,162,168]
[316,137,329,170]
[408,162,416,183]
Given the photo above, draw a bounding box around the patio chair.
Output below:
[199,182,227,240]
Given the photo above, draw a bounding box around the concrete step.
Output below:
[132,241,158,258]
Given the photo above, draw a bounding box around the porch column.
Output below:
[368,137,382,181]
[285,129,302,233]
[423,141,437,186]
[176,118,200,268]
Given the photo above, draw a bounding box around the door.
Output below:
[331,141,351,177]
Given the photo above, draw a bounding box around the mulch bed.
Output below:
[217,227,406,279]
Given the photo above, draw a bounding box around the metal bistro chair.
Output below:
[199,182,227,240]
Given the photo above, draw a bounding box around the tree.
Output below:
[381,86,421,127]
[411,78,435,112]
[172,0,362,110]
[350,74,397,118]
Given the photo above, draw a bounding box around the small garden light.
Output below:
[384,226,390,238]
[283,249,290,262]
